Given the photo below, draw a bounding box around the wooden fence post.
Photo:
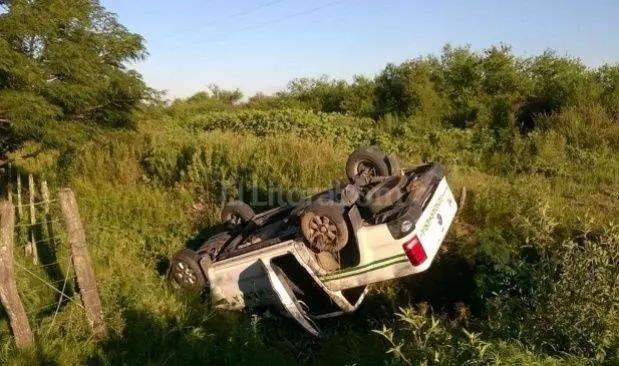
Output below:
[59,189,107,339]
[41,181,50,216]
[27,174,38,264]
[16,175,22,220]
[0,201,33,348]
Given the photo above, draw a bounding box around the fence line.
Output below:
[19,278,74,294]
[45,258,73,337]
[22,262,66,272]
[10,199,61,208]
[0,174,108,345]
[14,219,64,229]
[13,261,82,308]
[25,302,62,315]
[16,175,23,219]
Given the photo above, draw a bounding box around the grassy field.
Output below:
[0,100,617,365]
[1,1,618,363]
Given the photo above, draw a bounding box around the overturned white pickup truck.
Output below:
[169,147,457,336]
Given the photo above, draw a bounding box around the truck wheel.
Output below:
[221,200,255,227]
[346,147,390,181]
[363,174,407,214]
[301,202,349,252]
[169,248,206,290]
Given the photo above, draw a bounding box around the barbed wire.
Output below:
[19,258,70,270]
[10,199,60,209]
[13,220,64,229]
[19,284,73,300]
[13,261,85,310]
[4,184,149,240]
[25,302,63,316]
[16,271,72,288]
[0,183,112,341]
[45,258,73,337]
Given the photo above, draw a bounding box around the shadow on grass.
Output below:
[85,304,299,365]
[397,245,478,315]
[84,303,394,366]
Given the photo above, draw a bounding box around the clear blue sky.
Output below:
[101,0,619,99]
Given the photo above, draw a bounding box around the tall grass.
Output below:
[0,100,617,364]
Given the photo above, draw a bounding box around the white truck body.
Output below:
[201,176,457,335]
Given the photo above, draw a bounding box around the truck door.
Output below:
[259,258,321,337]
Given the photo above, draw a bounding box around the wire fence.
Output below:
[0,171,107,346]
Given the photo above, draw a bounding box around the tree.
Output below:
[205,84,243,105]
[597,64,619,115]
[439,45,484,127]
[0,0,147,157]
[374,57,444,120]
[481,44,527,99]
[517,51,601,132]
[340,75,375,117]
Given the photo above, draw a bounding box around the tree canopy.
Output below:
[0,0,147,157]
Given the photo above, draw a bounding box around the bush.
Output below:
[525,226,619,360]
[473,186,619,361]
[535,103,619,151]
[482,224,619,360]
[184,108,381,148]
[374,305,495,365]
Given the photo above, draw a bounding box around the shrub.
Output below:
[474,188,619,361]
[184,108,381,148]
[374,305,494,365]
[536,103,619,151]
[523,225,619,360]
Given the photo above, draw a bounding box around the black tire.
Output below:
[346,147,390,181]
[169,248,206,290]
[221,200,255,227]
[363,174,407,214]
[197,232,232,260]
[300,202,349,252]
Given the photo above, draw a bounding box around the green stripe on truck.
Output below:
[320,254,409,282]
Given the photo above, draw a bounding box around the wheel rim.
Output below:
[356,160,378,178]
[173,261,197,286]
[307,214,339,250]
